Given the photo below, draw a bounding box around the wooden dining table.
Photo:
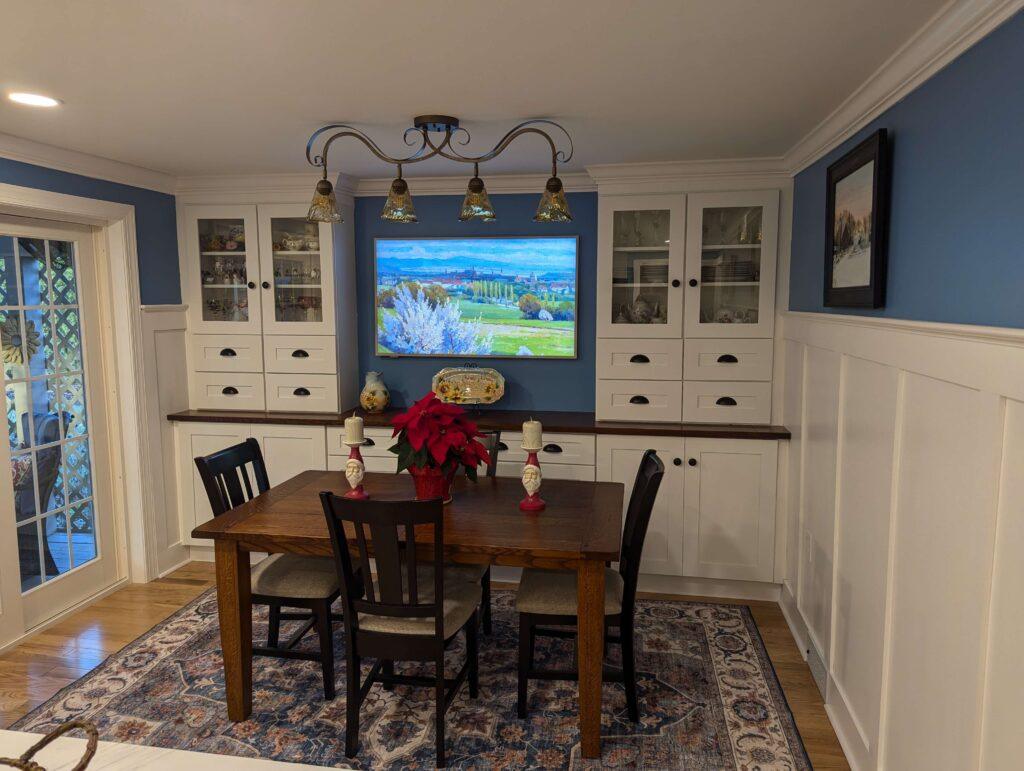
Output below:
[191,469,624,759]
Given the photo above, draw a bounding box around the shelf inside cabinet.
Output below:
[612,246,670,252]
[274,250,321,256]
[612,282,669,288]
[202,283,248,289]
[701,281,759,287]
[201,251,246,256]
[701,244,761,251]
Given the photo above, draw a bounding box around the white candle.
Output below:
[344,415,364,444]
[522,419,543,450]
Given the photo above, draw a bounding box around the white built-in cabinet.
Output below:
[176,421,326,545]
[595,189,779,425]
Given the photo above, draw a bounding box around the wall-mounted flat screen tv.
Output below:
[374,236,578,359]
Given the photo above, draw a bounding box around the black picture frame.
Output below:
[823,128,890,308]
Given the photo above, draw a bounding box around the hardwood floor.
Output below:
[0,563,848,769]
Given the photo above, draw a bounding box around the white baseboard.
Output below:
[779,581,810,659]
[637,574,781,602]
[826,675,873,771]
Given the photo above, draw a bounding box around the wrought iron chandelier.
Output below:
[305,115,574,224]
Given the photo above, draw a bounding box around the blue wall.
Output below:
[789,10,1024,328]
[0,157,180,305]
[355,192,597,411]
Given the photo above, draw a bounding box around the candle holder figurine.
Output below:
[519,418,546,512]
[342,416,370,500]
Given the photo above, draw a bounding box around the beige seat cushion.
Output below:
[251,554,339,599]
[515,567,624,616]
[358,581,482,638]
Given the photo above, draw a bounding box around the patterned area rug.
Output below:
[13,589,811,769]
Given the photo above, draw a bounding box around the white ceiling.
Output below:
[0,0,947,179]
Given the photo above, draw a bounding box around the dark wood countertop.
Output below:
[167,406,790,440]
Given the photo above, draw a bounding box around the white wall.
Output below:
[778,310,1024,770]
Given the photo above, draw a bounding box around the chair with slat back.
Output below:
[194,438,343,700]
[320,493,481,768]
[514,449,665,722]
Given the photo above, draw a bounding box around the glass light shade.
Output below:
[381,178,417,223]
[533,176,572,223]
[307,179,343,223]
[459,177,496,221]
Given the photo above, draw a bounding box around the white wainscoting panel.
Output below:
[780,311,1022,771]
[140,306,190,576]
[782,339,805,595]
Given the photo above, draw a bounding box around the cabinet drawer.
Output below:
[327,426,394,457]
[191,334,263,373]
[682,381,771,424]
[265,373,339,413]
[263,335,337,375]
[596,380,682,423]
[684,339,773,381]
[190,372,265,410]
[596,338,683,380]
[496,460,595,481]
[498,431,596,466]
[328,453,401,474]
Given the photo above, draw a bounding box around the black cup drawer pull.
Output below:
[221,386,239,396]
[495,441,509,451]
[717,353,739,363]
[219,348,237,357]
[364,437,375,447]
[291,349,310,358]
[542,443,563,454]
[629,353,650,364]
[715,396,738,406]
[293,387,311,397]
[629,395,650,405]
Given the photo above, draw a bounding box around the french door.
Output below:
[0,218,118,631]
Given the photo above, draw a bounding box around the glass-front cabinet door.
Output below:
[257,204,335,336]
[183,205,261,334]
[597,195,686,338]
[684,190,778,338]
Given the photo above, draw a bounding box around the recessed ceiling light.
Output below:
[7,92,61,107]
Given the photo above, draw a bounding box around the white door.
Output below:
[249,424,327,486]
[256,204,335,336]
[682,438,777,581]
[596,435,684,576]
[177,421,249,545]
[683,190,778,338]
[183,204,262,335]
[597,195,686,338]
[0,219,120,629]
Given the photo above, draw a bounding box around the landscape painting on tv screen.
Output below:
[374,237,578,358]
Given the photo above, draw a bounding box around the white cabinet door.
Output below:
[597,194,686,338]
[683,438,777,581]
[249,424,327,487]
[176,422,249,545]
[257,203,336,336]
[683,190,778,338]
[182,204,262,335]
[496,461,595,482]
[596,435,685,576]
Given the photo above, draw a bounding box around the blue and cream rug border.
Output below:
[14,589,813,769]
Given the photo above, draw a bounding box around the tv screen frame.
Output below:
[373,235,579,360]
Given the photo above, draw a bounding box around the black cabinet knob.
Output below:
[542,443,563,454]
[247,281,256,289]
[629,354,650,364]
[221,386,239,396]
[717,353,739,363]
[629,395,649,405]
[688,458,697,467]
[219,348,237,357]
[671,279,681,288]
[715,396,738,406]
[293,387,311,397]
[261,281,270,289]
[291,349,310,358]
[673,457,682,466]
[688,278,698,287]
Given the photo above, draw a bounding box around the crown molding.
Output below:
[0,132,177,195]
[174,171,357,204]
[353,171,595,197]
[585,157,790,194]
[783,0,1024,175]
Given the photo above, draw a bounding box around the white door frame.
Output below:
[0,183,158,592]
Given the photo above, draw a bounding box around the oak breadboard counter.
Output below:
[166,407,790,440]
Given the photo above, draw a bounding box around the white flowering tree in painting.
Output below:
[380,285,493,355]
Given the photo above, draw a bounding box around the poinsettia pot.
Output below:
[408,464,457,504]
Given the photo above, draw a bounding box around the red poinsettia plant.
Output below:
[389,392,493,481]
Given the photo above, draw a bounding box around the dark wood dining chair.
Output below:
[514,449,664,722]
[320,492,481,768]
[195,438,345,700]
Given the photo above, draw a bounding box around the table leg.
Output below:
[577,559,604,759]
[215,540,252,721]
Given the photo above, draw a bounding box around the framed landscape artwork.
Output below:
[824,128,890,308]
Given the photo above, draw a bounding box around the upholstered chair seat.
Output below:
[251,554,339,599]
[358,581,482,637]
[515,567,625,616]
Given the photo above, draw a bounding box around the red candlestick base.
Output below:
[519,450,546,512]
[342,444,370,500]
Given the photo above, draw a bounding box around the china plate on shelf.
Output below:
[432,367,505,405]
